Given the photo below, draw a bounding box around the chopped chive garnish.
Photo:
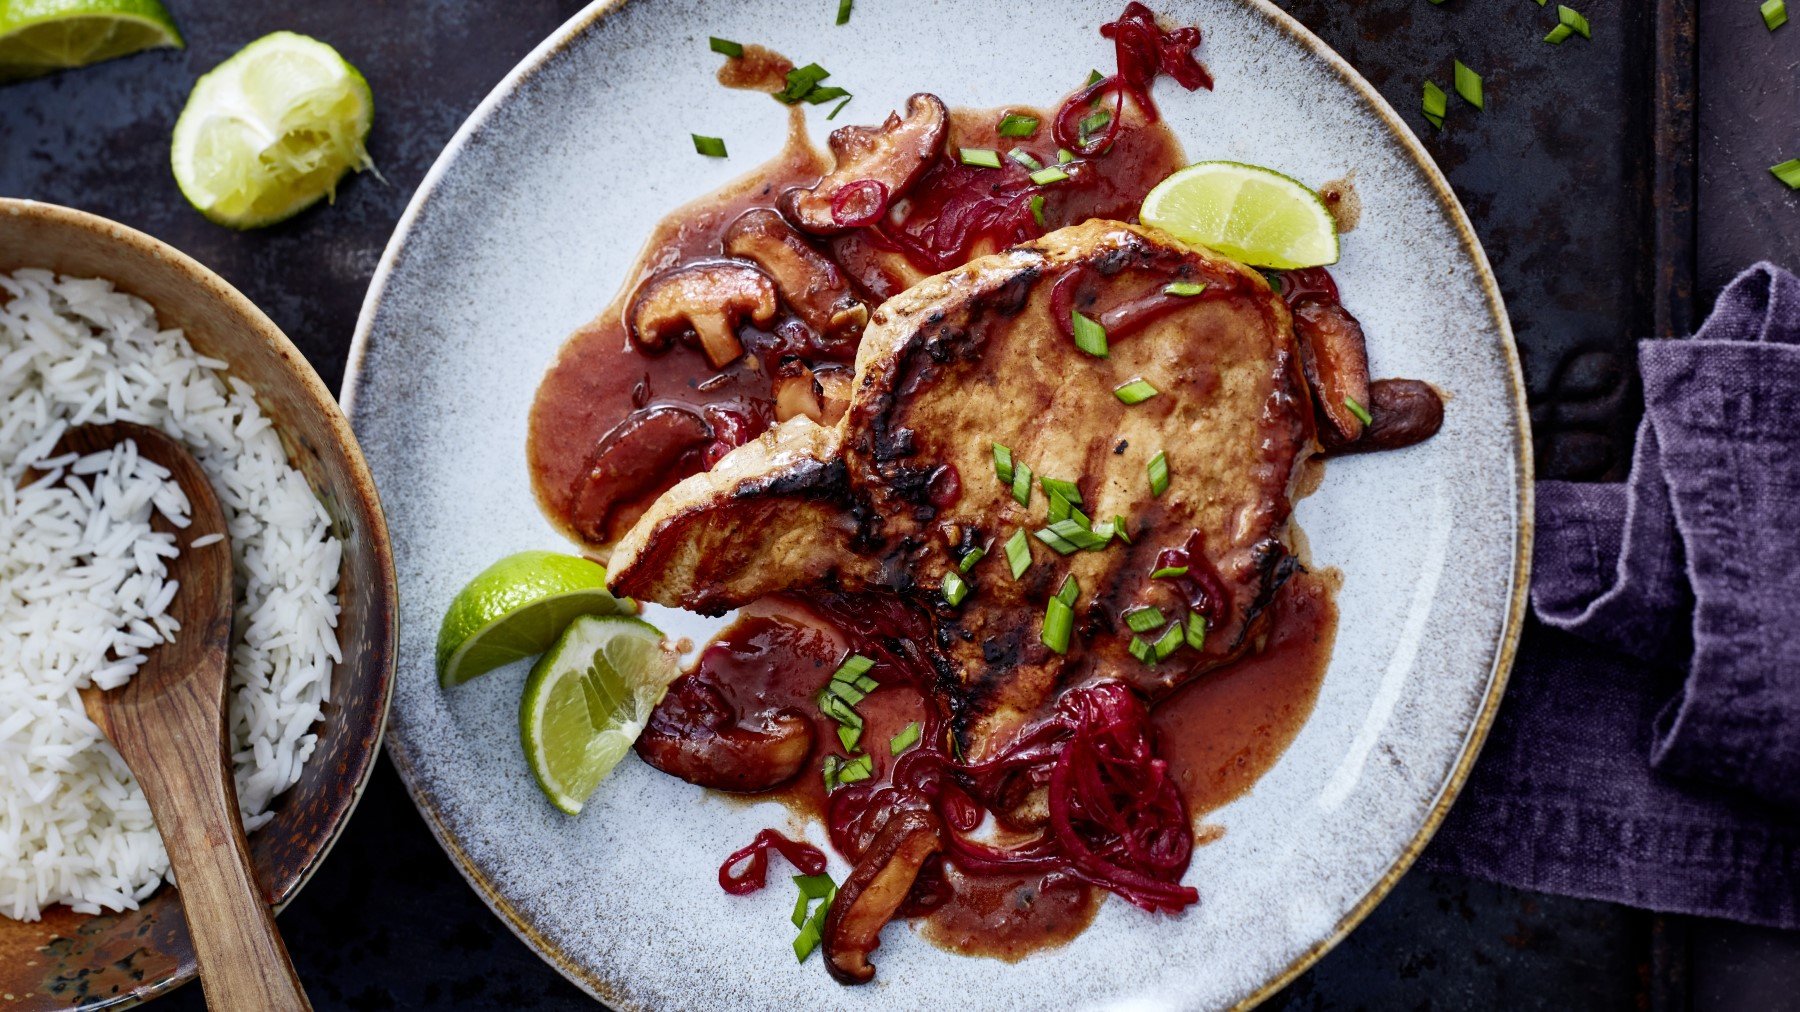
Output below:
[942,569,970,606]
[1544,23,1574,43]
[960,147,1003,168]
[1034,527,1081,555]
[775,63,832,104]
[1147,451,1170,497]
[1422,81,1447,128]
[836,0,853,25]
[1558,5,1591,38]
[1345,395,1374,426]
[1129,635,1156,665]
[852,673,878,693]
[1004,529,1031,578]
[1766,0,1788,30]
[993,442,1015,484]
[819,692,862,728]
[791,888,813,928]
[1047,490,1074,524]
[1030,165,1071,185]
[1012,460,1033,507]
[1010,149,1043,171]
[821,754,842,791]
[998,113,1040,137]
[890,722,922,755]
[1030,195,1047,227]
[1057,147,1075,164]
[795,873,834,899]
[836,754,873,784]
[1078,108,1111,140]
[709,36,744,57]
[1041,477,1082,504]
[692,134,728,158]
[1772,159,1800,189]
[959,546,986,572]
[832,654,875,682]
[828,96,852,119]
[1088,518,1117,545]
[1113,515,1133,544]
[1046,518,1109,551]
[828,680,866,705]
[1042,597,1074,654]
[1185,611,1208,650]
[1114,378,1159,404]
[794,894,830,961]
[1085,68,1105,87]
[838,724,861,752]
[1056,574,1080,607]
[1124,606,1166,633]
[1151,565,1189,579]
[1165,281,1206,297]
[1153,623,1184,660]
[1071,311,1109,357]
[1453,60,1483,110]
[804,86,851,105]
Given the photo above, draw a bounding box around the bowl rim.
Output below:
[0,196,400,1009]
[341,0,1534,1008]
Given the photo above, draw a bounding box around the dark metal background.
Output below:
[3,0,1796,1008]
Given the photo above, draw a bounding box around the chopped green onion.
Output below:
[1078,108,1112,141]
[1345,395,1374,426]
[1004,529,1032,578]
[838,723,862,753]
[821,754,843,791]
[998,113,1040,137]
[1057,148,1075,164]
[1047,490,1074,524]
[1030,165,1071,185]
[1113,378,1159,404]
[836,0,853,25]
[1147,451,1170,497]
[1165,281,1206,297]
[710,36,744,57]
[1544,23,1574,43]
[942,569,971,606]
[1772,159,1800,189]
[828,680,866,705]
[1150,565,1189,580]
[993,442,1015,484]
[960,147,1003,169]
[794,902,829,961]
[837,754,874,784]
[1185,611,1208,650]
[828,96,852,119]
[1453,60,1483,110]
[1766,0,1789,30]
[1046,518,1108,551]
[1558,5,1591,38]
[1012,459,1033,507]
[1009,149,1043,171]
[1088,517,1117,545]
[1422,81,1447,128]
[1071,311,1109,357]
[795,873,834,899]
[1129,636,1156,665]
[1124,606,1166,633]
[804,86,850,105]
[791,887,813,928]
[1034,527,1081,555]
[1042,597,1074,654]
[775,63,832,104]
[1056,574,1080,607]
[1085,69,1105,87]
[1030,195,1047,227]
[1153,623,1184,660]
[960,546,986,572]
[1041,477,1082,504]
[890,722,922,755]
[832,654,875,682]
[1113,515,1133,544]
[853,673,878,693]
[692,134,728,158]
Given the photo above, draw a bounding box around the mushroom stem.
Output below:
[822,810,943,984]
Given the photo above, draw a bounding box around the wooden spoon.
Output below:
[60,422,312,1012]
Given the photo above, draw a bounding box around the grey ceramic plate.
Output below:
[345,1,1530,1008]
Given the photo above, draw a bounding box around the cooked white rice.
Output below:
[0,269,344,921]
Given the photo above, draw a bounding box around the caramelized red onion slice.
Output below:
[718,828,828,895]
[779,93,949,235]
[822,810,944,984]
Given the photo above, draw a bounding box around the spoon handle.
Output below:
[121,678,312,1012]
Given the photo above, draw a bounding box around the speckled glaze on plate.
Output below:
[0,199,398,1011]
[345,2,1530,1008]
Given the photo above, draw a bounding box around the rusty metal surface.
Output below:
[3,0,1780,1008]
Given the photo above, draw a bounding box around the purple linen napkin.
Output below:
[1421,262,1800,929]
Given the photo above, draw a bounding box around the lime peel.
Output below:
[436,550,632,688]
[0,0,183,82]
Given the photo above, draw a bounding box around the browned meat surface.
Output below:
[610,220,1316,757]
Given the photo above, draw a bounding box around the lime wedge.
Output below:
[0,0,182,82]
[520,615,678,814]
[1140,161,1340,270]
[436,550,632,688]
[170,31,375,229]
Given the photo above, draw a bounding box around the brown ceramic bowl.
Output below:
[0,198,397,1009]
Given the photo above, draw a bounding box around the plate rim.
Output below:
[342,1,1534,1007]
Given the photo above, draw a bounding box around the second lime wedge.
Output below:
[436,550,631,688]
[0,0,182,82]
[1140,161,1340,270]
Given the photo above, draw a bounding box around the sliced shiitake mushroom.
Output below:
[779,93,949,235]
[635,677,814,792]
[822,809,943,985]
[1292,297,1372,445]
[627,260,777,369]
[1324,378,1445,456]
[724,208,868,345]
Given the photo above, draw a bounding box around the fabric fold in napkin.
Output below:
[1422,262,1800,929]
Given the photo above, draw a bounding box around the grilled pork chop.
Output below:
[610,220,1315,757]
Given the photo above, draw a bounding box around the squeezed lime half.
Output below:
[1140,160,1340,270]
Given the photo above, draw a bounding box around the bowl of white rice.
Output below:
[0,198,396,1008]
